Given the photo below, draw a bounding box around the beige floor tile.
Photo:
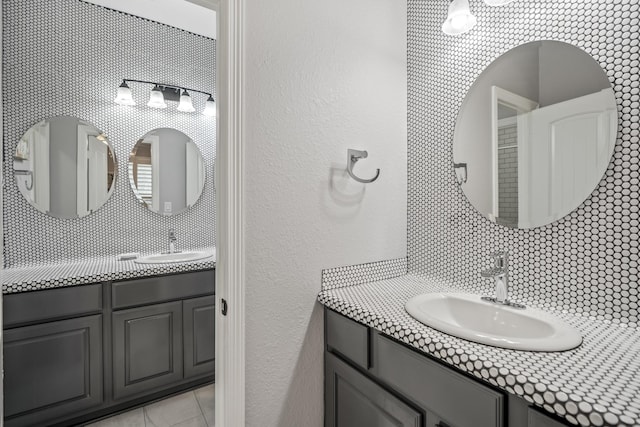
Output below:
[202,408,214,427]
[144,391,202,427]
[171,414,208,427]
[86,407,146,427]
[194,384,215,413]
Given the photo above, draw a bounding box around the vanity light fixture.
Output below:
[114,80,135,106]
[177,90,196,113]
[114,79,215,116]
[202,95,217,117]
[442,0,514,36]
[442,0,477,35]
[147,85,168,109]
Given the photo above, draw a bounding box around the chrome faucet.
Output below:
[168,229,178,254]
[481,251,525,309]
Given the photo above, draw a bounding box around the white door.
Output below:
[520,89,617,227]
[87,136,108,212]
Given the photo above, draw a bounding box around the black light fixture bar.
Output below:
[122,78,214,99]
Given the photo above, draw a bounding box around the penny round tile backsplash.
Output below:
[2,0,216,267]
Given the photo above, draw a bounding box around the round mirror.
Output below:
[13,116,117,219]
[128,128,206,216]
[453,40,617,229]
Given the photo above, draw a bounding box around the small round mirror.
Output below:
[128,128,206,216]
[13,116,117,219]
[453,40,618,229]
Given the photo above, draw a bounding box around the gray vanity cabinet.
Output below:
[3,270,215,427]
[325,308,573,427]
[3,284,103,427]
[4,315,103,427]
[110,270,216,400]
[184,295,216,378]
[112,301,184,400]
[326,351,421,427]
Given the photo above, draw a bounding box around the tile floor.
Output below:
[87,384,214,427]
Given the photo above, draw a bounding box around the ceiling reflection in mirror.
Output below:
[129,128,206,216]
[453,40,618,229]
[13,116,117,219]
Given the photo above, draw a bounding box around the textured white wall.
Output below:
[243,0,407,425]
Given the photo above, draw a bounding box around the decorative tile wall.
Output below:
[321,258,407,291]
[2,0,216,267]
[407,0,639,325]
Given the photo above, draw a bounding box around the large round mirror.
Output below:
[128,128,206,216]
[13,116,117,219]
[453,40,617,229]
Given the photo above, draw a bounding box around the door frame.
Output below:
[214,0,246,426]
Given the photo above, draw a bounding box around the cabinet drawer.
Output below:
[112,270,214,309]
[374,333,504,427]
[326,309,369,370]
[4,284,102,327]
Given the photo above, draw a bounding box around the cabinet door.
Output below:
[326,352,421,427]
[184,295,215,379]
[4,315,103,427]
[112,301,182,400]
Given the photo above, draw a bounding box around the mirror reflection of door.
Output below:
[491,86,538,227]
[14,117,117,219]
[521,89,617,227]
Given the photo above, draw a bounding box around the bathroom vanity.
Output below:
[320,274,640,427]
[325,308,568,427]
[2,268,215,427]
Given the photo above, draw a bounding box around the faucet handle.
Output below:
[490,251,508,268]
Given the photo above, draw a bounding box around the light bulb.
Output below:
[114,80,135,106]
[147,85,167,109]
[177,90,196,113]
[203,95,216,117]
[442,0,477,35]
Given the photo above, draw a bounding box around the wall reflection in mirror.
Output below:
[453,40,617,229]
[129,128,206,216]
[13,116,117,219]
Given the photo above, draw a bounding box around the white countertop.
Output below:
[318,273,640,427]
[1,248,216,294]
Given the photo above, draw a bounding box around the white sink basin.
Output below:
[405,293,582,352]
[134,250,214,264]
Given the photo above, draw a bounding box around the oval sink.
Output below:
[405,293,582,352]
[134,251,214,264]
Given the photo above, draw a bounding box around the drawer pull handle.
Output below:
[436,422,451,427]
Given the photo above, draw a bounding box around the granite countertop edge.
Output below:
[1,249,216,294]
[317,274,640,427]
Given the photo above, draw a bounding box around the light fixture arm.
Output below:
[121,79,214,99]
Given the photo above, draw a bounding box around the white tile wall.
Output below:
[407,0,640,325]
[2,0,216,267]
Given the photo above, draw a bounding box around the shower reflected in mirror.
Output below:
[453,40,618,229]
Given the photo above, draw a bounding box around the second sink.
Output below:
[134,250,215,264]
[405,293,582,352]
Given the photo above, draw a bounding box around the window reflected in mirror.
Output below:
[128,128,206,216]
